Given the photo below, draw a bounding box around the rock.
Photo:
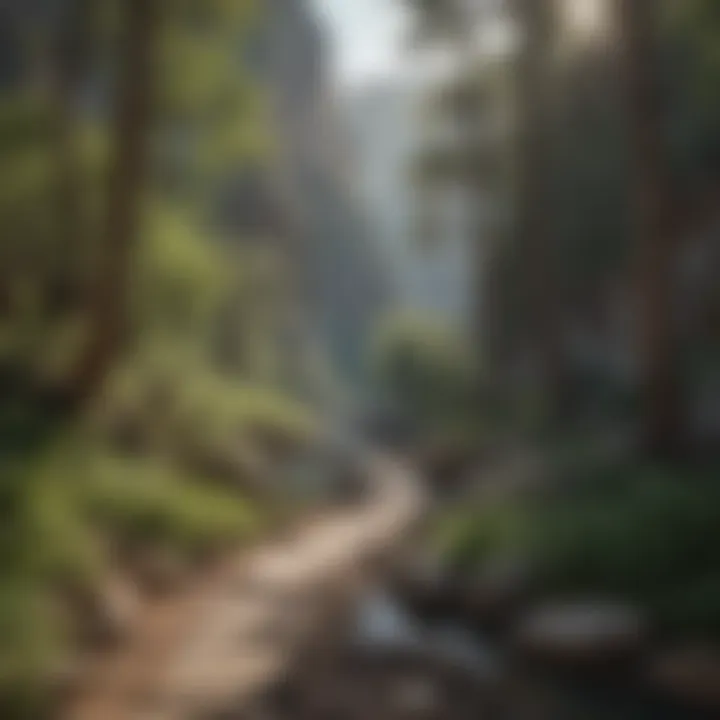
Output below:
[430,624,500,679]
[393,552,458,620]
[353,590,423,652]
[400,552,446,589]
[648,644,720,710]
[393,676,441,717]
[515,601,648,665]
[418,438,477,496]
[463,555,533,627]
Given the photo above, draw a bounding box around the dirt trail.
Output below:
[65,455,423,720]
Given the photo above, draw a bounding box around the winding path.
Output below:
[67,454,424,720]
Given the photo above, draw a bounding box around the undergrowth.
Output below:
[436,459,720,639]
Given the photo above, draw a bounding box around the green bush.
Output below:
[372,313,477,430]
[437,461,720,637]
[0,440,264,711]
[102,353,315,458]
[533,465,720,613]
[0,576,61,718]
[434,503,530,571]
[83,454,262,559]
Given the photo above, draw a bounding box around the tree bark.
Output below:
[48,0,92,317]
[616,0,684,455]
[66,0,160,407]
[512,0,566,422]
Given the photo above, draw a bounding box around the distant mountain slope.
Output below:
[231,0,392,381]
[343,80,474,328]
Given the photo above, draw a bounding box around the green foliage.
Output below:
[174,377,314,446]
[532,464,720,632]
[0,91,105,386]
[0,434,266,710]
[373,313,477,429]
[103,349,315,457]
[135,204,233,337]
[437,460,720,638]
[158,0,270,188]
[434,502,530,571]
[0,577,60,718]
[0,2,308,713]
[84,454,261,558]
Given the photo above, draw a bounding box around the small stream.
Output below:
[279,442,713,719]
[353,587,713,720]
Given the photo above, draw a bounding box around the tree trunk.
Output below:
[48,0,92,317]
[512,0,566,423]
[616,0,683,456]
[66,0,160,407]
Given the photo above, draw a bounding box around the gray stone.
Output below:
[393,676,441,717]
[430,624,500,679]
[515,601,647,663]
[464,555,533,624]
[392,551,456,617]
[353,590,423,651]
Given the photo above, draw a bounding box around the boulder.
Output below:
[392,552,459,620]
[392,675,441,718]
[418,438,478,497]
[515,601,648,665]
[353,590,424,652]
[462,555,533,628]
[430,624,500,679]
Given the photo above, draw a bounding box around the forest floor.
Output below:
[62,455,423,720]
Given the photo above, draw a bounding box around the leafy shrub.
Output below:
[437,460,720,637]
[101,352,314,458]
[0,440,264,712]
[434,503,530,571]
[83,454,261,559]
[0,576,61,718]
[373,313,477,430]
[532,466,720,617]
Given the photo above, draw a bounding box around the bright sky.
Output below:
[309,0,518,89]
[310,0,607,87]
[311,0,414,86]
